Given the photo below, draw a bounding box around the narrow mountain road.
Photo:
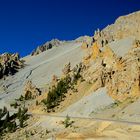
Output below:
[30,113,140,126]
[9,109,140,126]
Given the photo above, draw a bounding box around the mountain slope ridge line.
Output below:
[22,43,82,80]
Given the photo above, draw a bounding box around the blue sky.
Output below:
[0,0,140,56]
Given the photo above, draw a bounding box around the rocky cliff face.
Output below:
[82,39,140,102]
[80,11,140,102]
[24,80,41,99]
[31,36,93,56]
[94,11,140,47]
[0,53,24,79]
[31,39,62,56]
[107,40,140,101]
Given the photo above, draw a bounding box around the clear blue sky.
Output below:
[0,0,140,56]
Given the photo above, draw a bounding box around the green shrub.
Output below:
[36,100,39,106]
[44,75,71,110]
[16,95,25,101]
[42,64,82,111]
[10,101,19,109]
[17,107,29,128]
[25,91,32,100]
[62,115,74,128]
[7,121,16,132]
[0,106,29,137]
[0,106,8,120]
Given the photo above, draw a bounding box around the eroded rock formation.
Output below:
[62,62,71,75]
[93,11,140,47]
[24,81,41,99]
[31,39,62,56]
[82,40,140,102]
[0,53,24,79]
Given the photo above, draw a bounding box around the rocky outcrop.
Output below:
[24,81,41,99]
[94,11,140,47]
[81,11,140,102]
[76,36,93,47]
[31,36,93,56]
[51,75,59,86]
[82,40,140,102]
[83,42,101,66]
[107,40,140,101]
[0,53,24,79]
[31,39,62,56]
[81,42,88,49]
[62,62,71,75]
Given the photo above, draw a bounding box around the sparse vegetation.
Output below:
[62,115,74,128]
[111,101,121,108]
[16,95,25,101]
[36,100,39,106]
[17,107,29,128]
[10,101,19,109]
[25,91,33,100]
[0,106,30,138]
[11,85,41,109]
[42,63,84,111]
[42,75,71,110]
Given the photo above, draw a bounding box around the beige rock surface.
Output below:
[24,80,41,99]
[93,11,140,47]
[82,39,140,102]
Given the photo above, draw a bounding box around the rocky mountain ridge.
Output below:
[31,39,62,56]
[31,36,93,56]
[94,10,140,47]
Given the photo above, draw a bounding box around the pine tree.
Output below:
[19,117,24,128]
[3,111,10,129]
[17,107,21,119]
